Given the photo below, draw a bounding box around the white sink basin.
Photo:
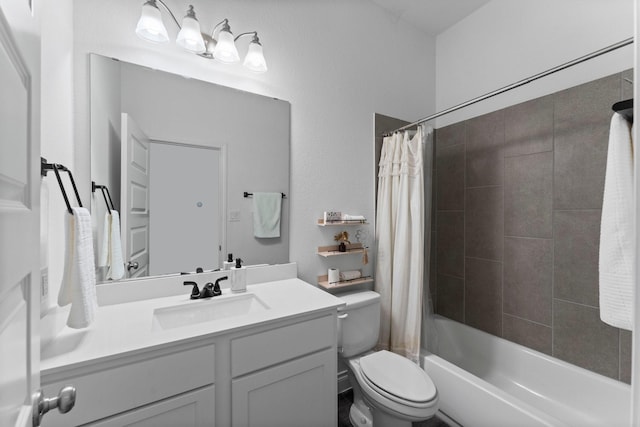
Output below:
[152,293,270,331]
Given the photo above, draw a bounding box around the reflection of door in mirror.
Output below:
[121,113,150,279]
[149,142,221,275]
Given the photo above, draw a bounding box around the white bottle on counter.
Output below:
[230,258,247,293]
[223,253,234,271]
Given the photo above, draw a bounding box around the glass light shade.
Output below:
[243,41,267,73]
[176,14,206,53]
[135,1,169,43]
[213,29,240,63]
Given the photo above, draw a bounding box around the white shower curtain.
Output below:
[375,125,432,363]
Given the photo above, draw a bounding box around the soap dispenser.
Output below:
[223,253,234,271]
[230,258,247,293]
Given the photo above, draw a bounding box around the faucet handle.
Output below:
[184,281,200,299]
[213,276,228,296]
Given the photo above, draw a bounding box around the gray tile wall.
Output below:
[431,70,633,383]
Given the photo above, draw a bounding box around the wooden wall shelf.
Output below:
[317,243,365,257]
[317,219,368,226]
[317,274,374,290]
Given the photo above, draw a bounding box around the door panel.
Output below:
[0,1,39,426]
[121,114,150,279]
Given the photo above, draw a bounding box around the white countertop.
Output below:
[41,277,344,378]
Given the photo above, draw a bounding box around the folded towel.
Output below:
[341,214,366,222]
[340,270,362,281]
[58,207,98,328]
[599,113,634,330]
[253,192,282,238]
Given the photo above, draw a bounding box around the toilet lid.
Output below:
[359,350,436,403]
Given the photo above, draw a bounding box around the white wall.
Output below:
[90,54,121,282]
[435,0,634,127]
[40,0,74,338]
[70,0,436,286]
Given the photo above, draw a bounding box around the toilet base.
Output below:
[349,402,373,427]
[368,405,413,427]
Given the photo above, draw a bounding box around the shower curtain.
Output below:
[375,124,433,363]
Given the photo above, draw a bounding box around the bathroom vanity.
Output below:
[40,264,342,426]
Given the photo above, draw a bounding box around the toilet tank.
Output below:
[337,290,380,358]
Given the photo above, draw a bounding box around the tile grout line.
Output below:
[551,90,556,359]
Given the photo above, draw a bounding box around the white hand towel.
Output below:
[58,207,98,329]
[98,211,110,268]
[107,211,125,280]
[253,192,282,238]
[599,113,634,330]
[98,211,125,280]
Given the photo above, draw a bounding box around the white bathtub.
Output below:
[421,315,631,427]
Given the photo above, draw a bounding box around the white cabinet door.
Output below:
[231,349,336,427]
[87,386,215,427]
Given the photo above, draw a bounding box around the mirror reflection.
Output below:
[90,54,290,283]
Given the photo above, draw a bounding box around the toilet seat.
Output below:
[347,351,438,422]
[359,350,437,408]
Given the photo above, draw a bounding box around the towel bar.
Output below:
[92,181,115,214]
[244,191,286,199]
[41,157,83,214]
[612,98,633,123]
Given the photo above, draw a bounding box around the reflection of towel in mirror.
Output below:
[98,211,125,280]
[58,207,98,328]
[253,192,282,238]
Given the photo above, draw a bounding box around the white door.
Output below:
[0,2,39,427]
[121,113,150,279]
[149,143,221,275]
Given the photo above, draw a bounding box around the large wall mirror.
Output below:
[90,54,290,283]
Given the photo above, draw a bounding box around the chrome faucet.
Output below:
[184,276,227,299]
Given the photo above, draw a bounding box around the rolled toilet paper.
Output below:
[328,268,340,284]
[339,270,362,281]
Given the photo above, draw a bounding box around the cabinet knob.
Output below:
[32,385,76,426]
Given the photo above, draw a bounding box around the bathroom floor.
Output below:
[337,390,452,427]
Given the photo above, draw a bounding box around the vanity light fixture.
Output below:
[135,0,268,73]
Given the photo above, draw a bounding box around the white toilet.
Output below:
[337,290,438,427]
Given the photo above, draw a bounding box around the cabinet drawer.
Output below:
[42,344,215,427]
[231,314,335,377]
[88,385,215,427]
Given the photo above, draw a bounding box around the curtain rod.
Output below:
[384,37,634,137]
